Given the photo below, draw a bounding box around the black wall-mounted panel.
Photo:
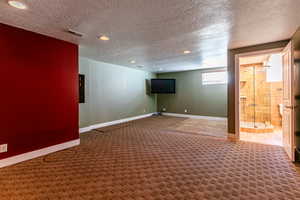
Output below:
[79,74,85,103]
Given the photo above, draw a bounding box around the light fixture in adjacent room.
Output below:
[183,50,191,54]
[130,60,136,64]
[8,0,27,9]
[98,35,110,41]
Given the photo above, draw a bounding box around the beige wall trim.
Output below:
[227,133,238,142]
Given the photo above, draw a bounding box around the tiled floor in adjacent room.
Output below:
[1,116,300,200]
[240,129,283,146]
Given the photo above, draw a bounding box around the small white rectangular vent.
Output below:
[67,29,84,37]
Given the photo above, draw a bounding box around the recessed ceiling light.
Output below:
[183,50,191,54]
[8,0,27,9]
[98,35,110,41]
[130,60,136,64]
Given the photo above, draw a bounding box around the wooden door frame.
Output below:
[227,40,290,140]
[234,48,284,140]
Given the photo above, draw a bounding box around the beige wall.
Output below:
[79,57,157,128]
[157,68,227,117]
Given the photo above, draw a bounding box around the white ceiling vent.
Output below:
[67,29,84,37]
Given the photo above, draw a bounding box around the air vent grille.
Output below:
[67,29,83,37]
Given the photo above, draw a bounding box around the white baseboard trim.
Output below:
[79,126,91,133]
[162,112,227,121]
[0,139,80,168]
[79,113,156,133]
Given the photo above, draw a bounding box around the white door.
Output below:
[282,41,295,161]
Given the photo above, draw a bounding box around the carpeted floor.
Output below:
[95,116,227,138]
[1,116,300,199]
[171,118,227,138]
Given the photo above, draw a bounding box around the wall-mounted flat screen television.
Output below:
[151,79,176,94]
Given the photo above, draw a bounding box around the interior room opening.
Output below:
[239,52,283,146]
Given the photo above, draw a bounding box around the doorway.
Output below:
[238,52,283,146]
[234,42,296,161]
[229,34,300,162]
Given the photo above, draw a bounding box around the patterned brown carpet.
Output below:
[1,116,300,200]
[96,116,227,138]
[170,118,227,138]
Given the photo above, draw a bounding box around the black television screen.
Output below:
[151,79,176,94]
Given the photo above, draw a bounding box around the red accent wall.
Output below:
[0,23,78,160]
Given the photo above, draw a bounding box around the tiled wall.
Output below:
[270,82,283,127]
[240,64,283,127]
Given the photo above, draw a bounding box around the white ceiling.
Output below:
[0,0,299,73]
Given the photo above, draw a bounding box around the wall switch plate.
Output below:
[0,144,7,153]
[162,108,166,111]
[143,109,146,113]
[184,109,188,113]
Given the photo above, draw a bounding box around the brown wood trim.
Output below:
[240,63,263,67]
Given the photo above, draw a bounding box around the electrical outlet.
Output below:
[184,109,188,113]
[0,144,7,153]
[162,108,166,111]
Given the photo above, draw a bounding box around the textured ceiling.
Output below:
[0,0,299,73]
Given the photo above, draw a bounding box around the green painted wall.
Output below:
[79,57,156,128]
[157,69,227,117]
